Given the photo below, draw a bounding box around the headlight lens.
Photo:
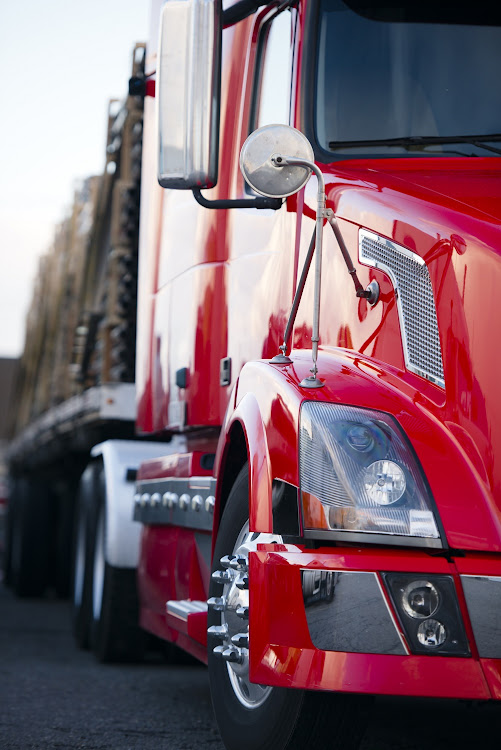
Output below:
[299,402,441,545]
[364,460,406,505]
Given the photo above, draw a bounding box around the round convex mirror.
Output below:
[240,124,314,198]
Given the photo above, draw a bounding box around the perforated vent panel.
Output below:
[359,229,444,388]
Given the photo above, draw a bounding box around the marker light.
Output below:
[299,403,441,545]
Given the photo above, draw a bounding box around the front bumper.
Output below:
[248,545,501,700]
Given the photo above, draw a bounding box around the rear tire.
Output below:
[72,463,98,649]
[89,463,144,663]
[9,479,51,597]
[208,464,371,750]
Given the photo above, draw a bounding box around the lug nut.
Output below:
[220,555,235,569]
[236,605,249,619]
[207,596,226,612]
[222,647,243,664]
[207,624,228,640]
[228,554,248,571]
[212,569,232,583]
[231,632,249,648]
[235,573,249,590]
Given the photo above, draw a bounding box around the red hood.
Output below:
[363,157,501,224]
[325,156,501,235]
[315,156,501,551]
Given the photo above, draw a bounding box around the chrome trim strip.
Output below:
[374,572,409,655]
[359,228,445,388]
[303,528,443,549]
[134,477,216,530]
[301,569,407,655]
[461,575,501,658]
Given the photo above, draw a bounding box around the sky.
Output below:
[0,0,151,358]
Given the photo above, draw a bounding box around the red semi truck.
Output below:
[6,1,501,748]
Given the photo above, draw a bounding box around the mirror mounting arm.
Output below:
[192,188,282,210]
[271,228,316,366]
[328,217,380,305]
[271,156,326,388]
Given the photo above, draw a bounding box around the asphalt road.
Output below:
[0,583,224,750]
[0,582,499,750]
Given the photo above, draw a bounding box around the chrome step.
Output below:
[166,599,208,620]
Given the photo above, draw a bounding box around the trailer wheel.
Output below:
[208,464,371,750]
[89,464,144,663]
[9,479,51,597]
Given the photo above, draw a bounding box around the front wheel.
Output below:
[207,464,371,750]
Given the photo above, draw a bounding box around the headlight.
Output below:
[299,402,442,547]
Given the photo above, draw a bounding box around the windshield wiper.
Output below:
[328,134,501,156]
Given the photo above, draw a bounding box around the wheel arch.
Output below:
[90,440,141,569]
[214,391,274,545]
[90,439,171,568]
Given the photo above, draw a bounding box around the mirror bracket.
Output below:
[192,188,282,210]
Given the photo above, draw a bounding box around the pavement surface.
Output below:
[0,582,500,750]
[0,584,224,750]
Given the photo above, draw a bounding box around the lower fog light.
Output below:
[417,618,446,648]
[402,580,439,619]
[382,572,470,656]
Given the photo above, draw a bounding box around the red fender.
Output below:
[215,348,501,551]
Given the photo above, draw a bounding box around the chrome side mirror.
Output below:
[239,124,314,198]
[157,0,221,189]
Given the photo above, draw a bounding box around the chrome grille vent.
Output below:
[359,229,444,388]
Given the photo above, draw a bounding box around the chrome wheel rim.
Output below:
[215,523,282,709]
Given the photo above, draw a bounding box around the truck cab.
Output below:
[129,1,501,748]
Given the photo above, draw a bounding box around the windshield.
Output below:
[315,0,501,157]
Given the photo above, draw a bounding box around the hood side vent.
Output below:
[359,229,445,389]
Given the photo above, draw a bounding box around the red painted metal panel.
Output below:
[137,524,210,652]
[137,446,218,482]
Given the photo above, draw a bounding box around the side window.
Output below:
[253,9,293,130]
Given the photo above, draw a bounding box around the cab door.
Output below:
[225,4,301,383]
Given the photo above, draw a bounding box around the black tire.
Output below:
[52,482,77,599]
[325,571,336,602]
[3,479,15,587]
[89,464,145,663]
[9,478,51,597]
[208,464,372,750]
[72,464,97,649]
